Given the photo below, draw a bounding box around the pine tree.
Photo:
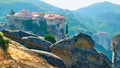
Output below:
[9,10,15,15]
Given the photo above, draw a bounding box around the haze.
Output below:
[41,0,120,10]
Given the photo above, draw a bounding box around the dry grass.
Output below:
[0,39,55,68]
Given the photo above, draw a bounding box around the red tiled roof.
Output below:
[44,14,65,20]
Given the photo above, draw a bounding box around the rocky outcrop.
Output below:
[7,11,66,41]
[112,34,120,68]
[22,36,52,51]
[0,23,6,31]
[2,29,51,51]
[0,39,65,68]
[1,29,112,68]
[31,49,66,68]
[2,29,37,39]
[50,33,112,68]
[92,32,111,50]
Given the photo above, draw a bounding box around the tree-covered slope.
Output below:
[74,2,120,17]
[73,2,120,37]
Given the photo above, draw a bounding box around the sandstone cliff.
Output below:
[50,33,112,68]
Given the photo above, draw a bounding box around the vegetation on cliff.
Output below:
[44,34,56,44]
[0,32,9,51]
[22,19,48,36]
[9,10,15,15]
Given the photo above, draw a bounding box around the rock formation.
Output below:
[92,32,112,61]
[0,39,66,68]
[50,33,112,68]
[92,32,111,50]
[31,49,66,68]
[2,29,37,39]
[22,36,52,51]
[7,10,66,41]
[112,34,120,68]
[2,29,51,51]
[1,29,113,68]
[0,23,6,31]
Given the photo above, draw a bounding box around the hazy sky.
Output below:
[41,0,120,10]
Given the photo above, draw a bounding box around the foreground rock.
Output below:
[112,34,120,68]
[31,49,66,68]
[1,29,112,68]
[0,40,65,68]
[2,29,51,51]
[2,29,37,39]
[22,36,52,51]
[50,33,112,68]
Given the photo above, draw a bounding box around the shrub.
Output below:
[44,34,56,44]
[8,27,14,30]
[9,10,15,15]
[0,32,9,51]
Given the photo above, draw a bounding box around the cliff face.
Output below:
[0,23,6,31]
[1,29,112,68]
[6,11,66,41]
[112,34,120,68]
[92,32,111,50]
[50,33,112,68]
[92,32,112,61]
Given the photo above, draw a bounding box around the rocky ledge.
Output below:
[2,29,52,51]
[50,33,112,68]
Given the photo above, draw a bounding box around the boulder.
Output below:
[2,29,51,51]
[50,33,112,68]
[2,29,37,39]
[31,49,66,68]
[22,36,52,51]
[112,34,120,68]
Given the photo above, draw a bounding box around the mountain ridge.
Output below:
[73,1,120,17]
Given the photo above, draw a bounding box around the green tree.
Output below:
[0,33,9,51]
[22,19,48,36]
[65,23,68,34]
[44,34,56,44]
[9,10,15,15]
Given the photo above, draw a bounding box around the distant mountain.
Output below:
[94,12,120,24]
[73,2,120,17]
[0,0,65,16]
[94,12,120,36]
[73,2,120,37]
